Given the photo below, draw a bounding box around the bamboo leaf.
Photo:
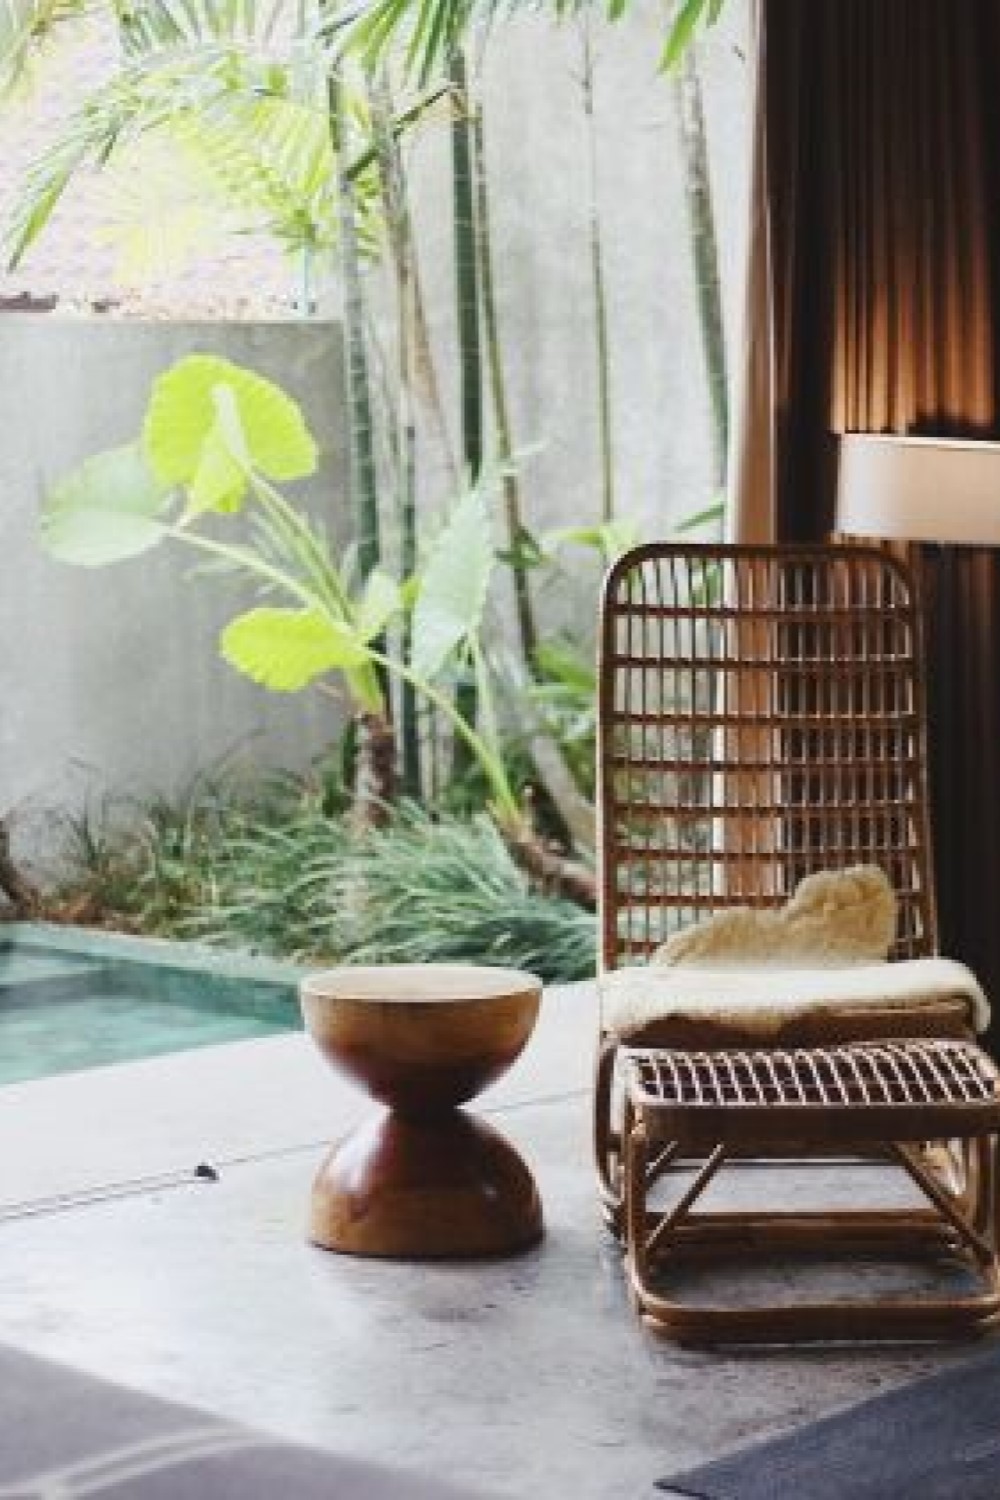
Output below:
[660,0,711,72]
[672,496,726,533]
[542,518,638,564]
[221,606,370,690]
[533,639,596,694]
[40,444,171,566]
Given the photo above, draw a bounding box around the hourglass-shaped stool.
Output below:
[300,964,544,1258]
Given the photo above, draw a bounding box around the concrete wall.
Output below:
[0,321,347,862]
[400,1,751,634]
[1,2,751,861]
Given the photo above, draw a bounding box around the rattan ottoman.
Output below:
[621,1036,1000,1344]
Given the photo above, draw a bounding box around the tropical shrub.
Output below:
[40,350,596,900]
[50,783,597,981]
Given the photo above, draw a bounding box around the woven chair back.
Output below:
[598,543,937,972]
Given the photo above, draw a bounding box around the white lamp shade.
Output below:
[837,433,1000,544]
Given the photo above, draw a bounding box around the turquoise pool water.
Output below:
[0,926,303,1086]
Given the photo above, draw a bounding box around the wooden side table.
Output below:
[300,964,544,1258]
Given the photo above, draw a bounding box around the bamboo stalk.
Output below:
[449,46,482,775]
[327,71,395,816]
[329,74,382,581]
[581,20,615,522]
[370,72,422,795]
[671,37,728,488]
[449,48,483,481]
[472,103,539,665]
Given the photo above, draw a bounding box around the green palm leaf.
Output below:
[4,2,382,274]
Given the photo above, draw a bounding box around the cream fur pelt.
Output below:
[600,958,991,1037]
[652,865,897,969]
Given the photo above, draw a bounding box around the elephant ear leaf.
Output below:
[410,486,494,680]
[220,607,370,691]
[40,444,170,566]
[143,354,318,513]
[356,569,402,642]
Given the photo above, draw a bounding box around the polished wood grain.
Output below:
[301,964,543,1258]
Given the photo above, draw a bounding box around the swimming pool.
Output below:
[0,924,304,1086]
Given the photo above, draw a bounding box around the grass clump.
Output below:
[52,783,596,984]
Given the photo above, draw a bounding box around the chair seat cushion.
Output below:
[600,957,991,1039]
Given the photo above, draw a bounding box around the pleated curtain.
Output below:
[733,0,1000,1047]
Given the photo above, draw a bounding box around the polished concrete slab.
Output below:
[0,981,982,1498]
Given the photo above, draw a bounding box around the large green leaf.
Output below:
[410,486,494,681]
[143,355,318,508]
[220,606,370,691]
[40,444,170,566]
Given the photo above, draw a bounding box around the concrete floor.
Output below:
[0,981,982,1498]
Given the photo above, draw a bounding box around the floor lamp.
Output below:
[836,433,1000,1052]
[836,434,1000,546]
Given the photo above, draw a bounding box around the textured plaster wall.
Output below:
[398,1,751,634]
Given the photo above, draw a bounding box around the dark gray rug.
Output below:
[660,1344,1000,1499]
[0,1342,490,1498]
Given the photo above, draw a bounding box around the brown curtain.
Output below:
[736,0,1000,1046]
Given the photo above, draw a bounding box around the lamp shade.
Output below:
[836,434,1000,544]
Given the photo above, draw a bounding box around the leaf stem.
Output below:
[366,643,520,822]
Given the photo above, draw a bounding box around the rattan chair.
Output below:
[595,542,1000,1342]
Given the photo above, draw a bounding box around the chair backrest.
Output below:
[597,543,938,972]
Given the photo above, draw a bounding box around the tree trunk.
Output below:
[503,817,596,909]
[0,819,38,914]
[351,712,398,828]
[527,733,596,856]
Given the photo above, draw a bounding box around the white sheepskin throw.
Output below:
[601,959,991,1039]
[599,865,991,1038]
[652,865,897,969]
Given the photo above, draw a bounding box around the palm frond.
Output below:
[5,40,384,274]
[173,94,339,252]
[114,0,326,57]
[332,0,522,84]
[0,0,89,98]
